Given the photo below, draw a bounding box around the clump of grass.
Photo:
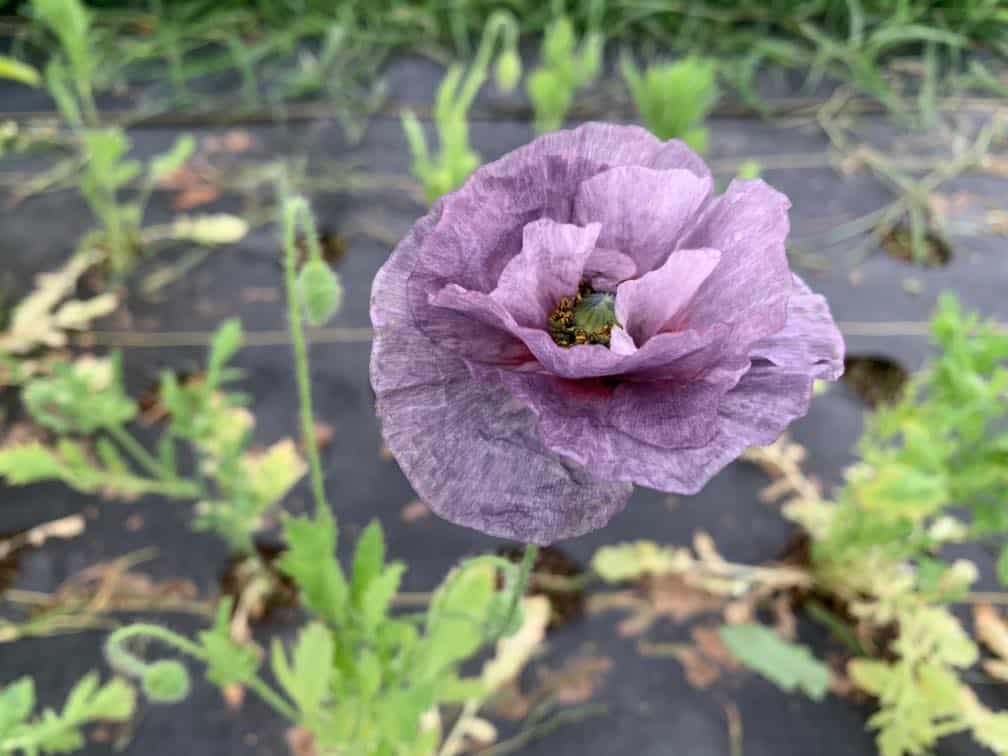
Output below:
[4,0,1005,118]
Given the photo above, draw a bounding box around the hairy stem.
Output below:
[281,196,329,518]
[502,544,539,635]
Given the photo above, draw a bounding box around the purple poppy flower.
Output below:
[370,123,843,545]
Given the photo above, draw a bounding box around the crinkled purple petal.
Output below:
[491,219,601,328]
[674,179,793,350]
[506,364,814,493]
[374,331,634,544]
[494,369,723,451]
[615,247,721,346]
[372,201,633,545]
[573,166,713,275]
[749,274,845,380]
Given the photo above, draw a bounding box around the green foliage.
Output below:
[0,320,306,555]
[14,0,1002,121]
[286,195,344,327]
[771,296,1008,755]
[22,354,136,434]
[591,540,690,582]
[123,513,516,755]
[527,16,602,133]
[276,507,348,627]
[31,0,99,125]
[0,56,41,87]
[846,605,986,756]
[720,623,832,701]
[141,661,191,704]
[0,674,135,755]
[270,521,505,754]
[29,4,241,276]
[621,56,718,151]
[816,295,1008,576]
[74,128,241,275]
[402,11,519,203]
[199,600,261,687]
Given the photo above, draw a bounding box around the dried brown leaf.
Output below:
[536,652,613,705]
[401,499,431,523]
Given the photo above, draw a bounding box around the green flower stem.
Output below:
[105,623,299,722]
[459,11,519,104]
[282,196,329,518]
[502,544,539,635]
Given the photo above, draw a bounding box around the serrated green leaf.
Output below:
[206,319,243,389]
[720,623,832,700]
[848,658,895,697]
[22,355,136,433]
[272,622,333,716]
[356,650,382,698]
[0,442,66,485]
[350,520,385,605]
[423,561,496,674]
[199,601,260,687]
[277,508,347,626]
[0,677,35,734]
[360,563,405,632]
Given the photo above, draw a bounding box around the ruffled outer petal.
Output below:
[674,179,793,350]
[749,274,845,380]
[573,166,713,275]
[501,363,815,494]
[371,195,632,545]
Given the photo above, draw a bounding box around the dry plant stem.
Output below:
[0,514,84,560]
[479,704,607,756]
[742,439,823,506]
[437,699,482,756]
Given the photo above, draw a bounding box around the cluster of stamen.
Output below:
[548,281,617,348]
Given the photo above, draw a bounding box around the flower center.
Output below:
[548,282,619,348]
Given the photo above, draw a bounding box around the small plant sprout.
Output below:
[32,0,100,127]
[527,16,603,133]
[620,55,719,152]
[401,11,520,203]
[0,318,308,560]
